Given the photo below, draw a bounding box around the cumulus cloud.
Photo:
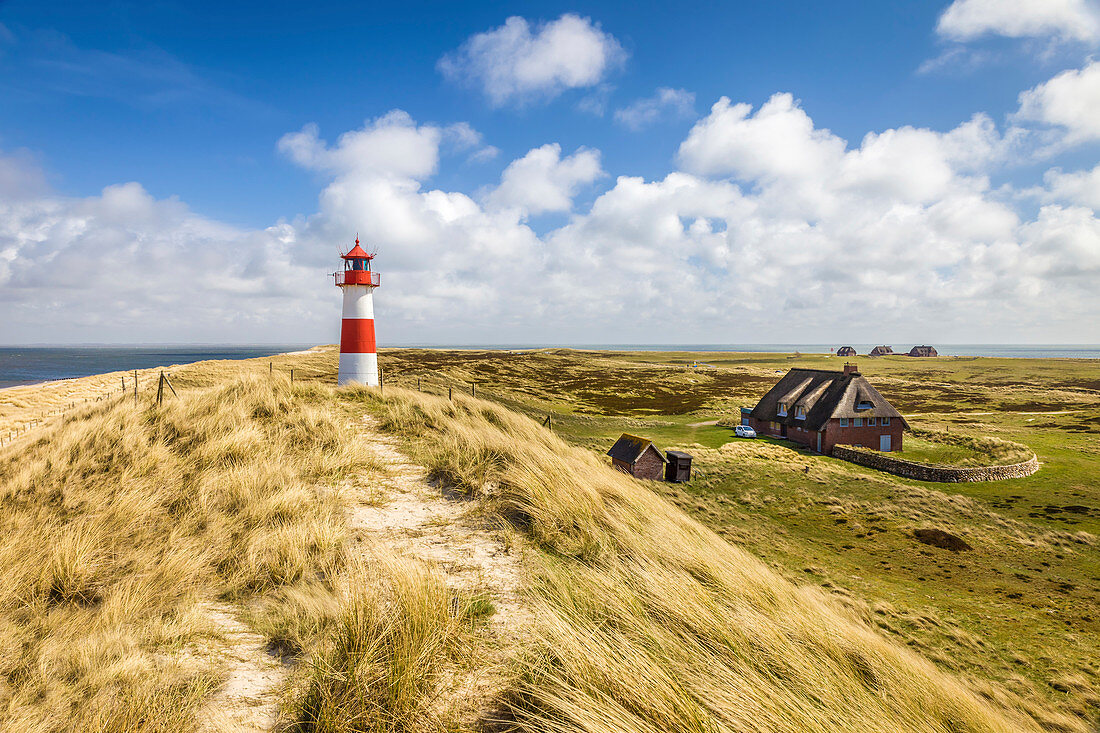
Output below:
[438,14,625,107]
[936,0,1100,42]
[1016,60,1100,144]
[278,111,444,180]
[1025,163,1100,208]
[3,87,1100,345]
[486,144,603,216]
[0,160,319,343]
[614,87,696,130]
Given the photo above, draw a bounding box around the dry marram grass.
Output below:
[0,374,377,731]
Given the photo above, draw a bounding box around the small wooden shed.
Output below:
[664,451,693,483]
[607,433,667,480]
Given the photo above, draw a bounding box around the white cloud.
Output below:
[1034,164,1100,208]
[438,14,625,107]
[486,144,604,216]
[614,87,696,130]
[278,111,444,180]
[937,0,1100,42]
[3,93,1099,345]
[1016,60,1100,143]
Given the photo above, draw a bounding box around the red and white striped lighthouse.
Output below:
[334,236,380,386]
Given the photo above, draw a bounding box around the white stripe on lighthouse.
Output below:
[338,352,378,386]
[341,286,375,319]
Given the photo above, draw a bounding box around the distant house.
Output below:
[607,434,667,480]
[836,346,857,356]
[746,363,907,454]
[908,345,938,357]
[869,345,894,356]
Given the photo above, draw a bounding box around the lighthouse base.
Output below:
[337,352,379,387]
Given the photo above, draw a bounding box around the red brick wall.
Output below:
[822,418,903,454]
[632,446,665,480]
[612,447,665,480]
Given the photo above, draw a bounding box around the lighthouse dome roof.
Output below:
[342,243,371,260]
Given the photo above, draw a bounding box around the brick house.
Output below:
[746,364,907,454]
[869,345,894,356]
[607,433,667,480]
[908,345,938,357]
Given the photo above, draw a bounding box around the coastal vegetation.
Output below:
[0,346,1096,731]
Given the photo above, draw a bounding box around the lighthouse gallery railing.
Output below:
[334,271,381,286]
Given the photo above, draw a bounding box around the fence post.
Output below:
[134,370,138,405]
[417,377,421,392]
[448,387,452,401]
[290,369,294,384]
[471,383,475,398]
[270,362,273,377]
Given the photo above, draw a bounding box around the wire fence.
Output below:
[0,360,558,449]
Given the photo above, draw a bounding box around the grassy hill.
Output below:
[0,346,1095,731]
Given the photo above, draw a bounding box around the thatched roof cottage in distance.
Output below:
[836,346,857,356]
[908,345,938,357]
[869,345,894,356]
[607,434,667,480]
[747,363,907,454]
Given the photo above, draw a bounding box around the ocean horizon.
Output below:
[2,343,1099,389]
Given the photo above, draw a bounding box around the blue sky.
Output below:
[1,0,1098,344]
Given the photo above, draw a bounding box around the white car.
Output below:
[734,425,757,438]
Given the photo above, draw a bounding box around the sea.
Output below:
[0,346,313,389]
[1,343,1097,390]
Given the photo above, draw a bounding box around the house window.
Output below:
[857,400,873,410]
[795,405,806,419]
[853,418,862,427]
[866,417,876,426]
[882,417,890,426]
[777,402,787,416]
[839,418,848,427]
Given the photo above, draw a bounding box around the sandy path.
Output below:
[197,603,289,733]
[348,415,530,721]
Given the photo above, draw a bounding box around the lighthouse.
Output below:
[334,236,381,386]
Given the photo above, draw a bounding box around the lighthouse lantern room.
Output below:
[334,236,380,386]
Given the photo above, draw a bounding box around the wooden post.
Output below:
[270,362,273,377]
[164,373,178,398]
[471,383,475,398]
[290,369,294,384]
[448,387,452,401]
[548,413,552,432]
[134,370,138,405]
[156,372,165,405]
[417,377,421,392]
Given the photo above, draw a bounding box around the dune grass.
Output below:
[349,385,1086,733]
[0,374,377,731]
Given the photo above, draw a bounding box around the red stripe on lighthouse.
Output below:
[340,319,376,353]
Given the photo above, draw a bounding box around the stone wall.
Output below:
[831,445,1039,483]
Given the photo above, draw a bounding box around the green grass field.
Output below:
[369,347,1100,721]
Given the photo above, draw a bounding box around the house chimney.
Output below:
[843,362,859,377]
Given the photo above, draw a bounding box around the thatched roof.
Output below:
[607,434,667,464]
[908,345,938,357]
[750,368,908,431]
[869,345,894,356]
